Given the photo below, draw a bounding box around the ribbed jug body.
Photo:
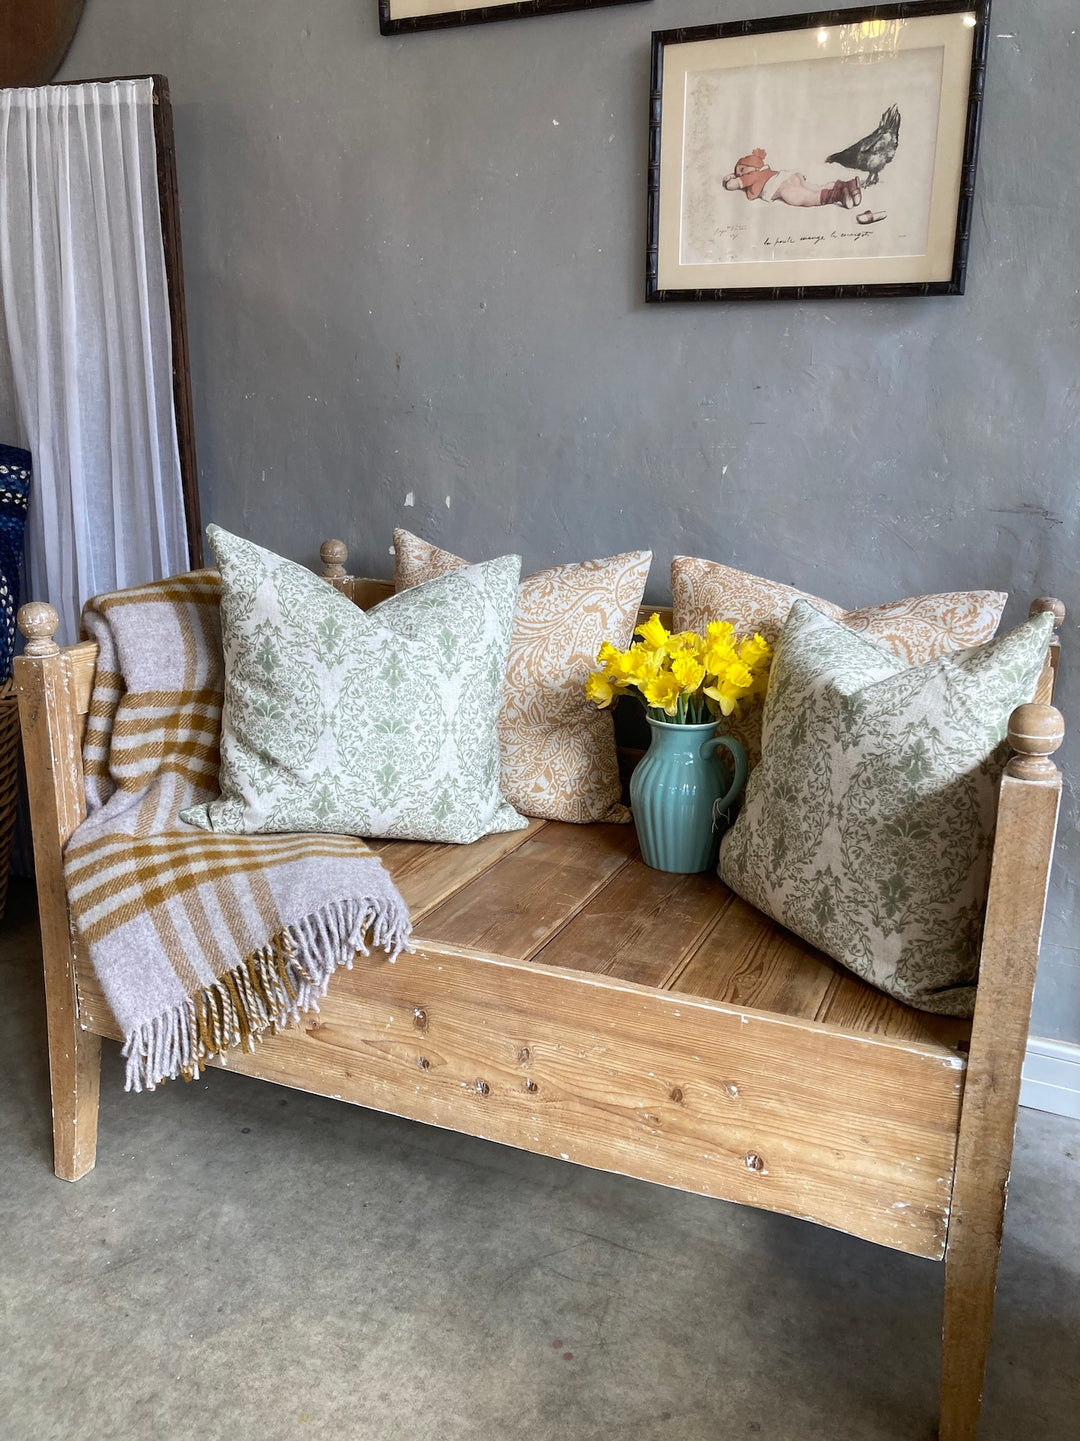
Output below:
[629,718,747,874]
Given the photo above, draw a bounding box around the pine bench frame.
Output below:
[13,552,1065,1441]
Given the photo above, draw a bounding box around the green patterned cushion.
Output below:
[182,526,528,843]
[718,601,1053,1016]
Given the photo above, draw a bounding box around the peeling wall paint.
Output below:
[56,0,1079,1042]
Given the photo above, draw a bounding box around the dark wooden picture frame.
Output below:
[379,0,648,38]
[646,1,990,302]
[146,76,203,566]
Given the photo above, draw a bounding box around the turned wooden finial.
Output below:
[18,602,61,657]
[320,539,349,580]
[1029,597,1065,629]
[1006,703,1064,781]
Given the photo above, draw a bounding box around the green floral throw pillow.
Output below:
[182,526,528,843]
[718,601,1053,1016]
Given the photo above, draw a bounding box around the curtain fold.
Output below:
[0,78,189,645]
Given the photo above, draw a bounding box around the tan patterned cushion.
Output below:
[395,530,652,822]
[672,556,1006,767]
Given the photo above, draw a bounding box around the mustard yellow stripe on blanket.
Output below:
[91,571,221,610]
[109,728,220,755]
[87,669,123,702]
[111,758,221,795]
[65,827,375,871]
[68,839,378,920]
[107,735,221,767]
[71,844,383,946]
[65,832,378,898]
[109,689,223,718]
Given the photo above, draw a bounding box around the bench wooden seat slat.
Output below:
[371,819,544,922]
[818,968,972,1051]
[668,886,973,1051]
[531,854,733,989]
[667,886,842,1018]
[413,821,638,962]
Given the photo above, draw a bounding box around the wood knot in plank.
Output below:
[669,1086,684,1104]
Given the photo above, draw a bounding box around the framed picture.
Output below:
[380,0,648,37]
[646,1,990,301]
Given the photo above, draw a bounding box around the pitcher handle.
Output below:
[702,733,748,827]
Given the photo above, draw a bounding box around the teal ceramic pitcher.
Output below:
[629,718,748,874]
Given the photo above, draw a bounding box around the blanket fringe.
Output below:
[122,893,412,1092]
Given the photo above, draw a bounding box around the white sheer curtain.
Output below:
[0,78,190,646]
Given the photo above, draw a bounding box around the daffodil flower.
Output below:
[702,683,740,717]
[667,630,704,660]
[585,671,623,709]
[703,638,737,675]
[738,633,771,668]
[642,671,682,716]
[635,613,671,651]
[586,617,771,723]
[625,644,665,682]
[596,641,640,684]
[670,652,705,692]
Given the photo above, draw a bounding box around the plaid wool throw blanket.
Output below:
[65,569,412,1092]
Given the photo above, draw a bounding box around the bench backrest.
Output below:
[21,559,1063,754]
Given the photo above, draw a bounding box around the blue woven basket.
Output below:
[0,444,30,918]
[0,444,32,683]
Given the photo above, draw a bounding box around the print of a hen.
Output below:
[826,104,901,185]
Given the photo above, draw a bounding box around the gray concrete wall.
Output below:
[59,0,1078,1042]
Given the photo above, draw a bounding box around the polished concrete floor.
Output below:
[1,878,1076,1441]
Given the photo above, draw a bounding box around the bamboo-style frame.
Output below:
[13,556,1065,1441]
[646,1,991,302]
[379,0,648,38]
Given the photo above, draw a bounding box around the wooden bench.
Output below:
[14,552,1065,1441]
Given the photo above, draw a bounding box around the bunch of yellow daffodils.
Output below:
[585,613,771,723]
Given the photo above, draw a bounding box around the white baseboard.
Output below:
[1020,1037,1080,1120]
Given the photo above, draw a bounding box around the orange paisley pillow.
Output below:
[672,555,1006,768]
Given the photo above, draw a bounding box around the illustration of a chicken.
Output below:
[826,104,901,185]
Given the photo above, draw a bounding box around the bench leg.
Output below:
[47,1015,101,1181]
[939,1188,1005,1441]
[14,625,101,1178]
[937,718,1065,1441]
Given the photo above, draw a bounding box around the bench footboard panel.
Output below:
[78,942,965,1259]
